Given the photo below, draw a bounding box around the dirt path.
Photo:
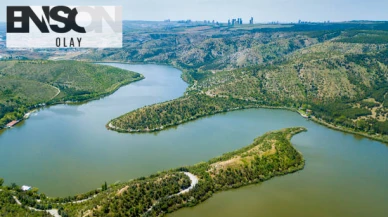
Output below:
[13,193,97,217]
[13,196,60,217]
[50,86,61,101]
[176,172,199,195]
[147,172,199,212]
[13,172,199,217]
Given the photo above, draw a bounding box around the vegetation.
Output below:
[1,22,388,214]
[0,127,305,217]
[0,60,143,128]
[66,127,305,216]
[100,24,388,142]
[92,173,191,216]
[335,30,388,44]
[2,22,387,142]
[109,94,258,132]
[110,47,388,139]
[0,183,51,216]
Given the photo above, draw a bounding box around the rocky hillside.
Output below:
[105,25,388,140]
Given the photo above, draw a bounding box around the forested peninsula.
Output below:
[0,127,306,217]
[100,24,388,143]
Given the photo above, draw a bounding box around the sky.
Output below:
[1,0,387,23]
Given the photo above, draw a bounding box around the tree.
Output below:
[40,193,47,200]
[356,120,368,130]
[102,181,108,191]
[11,182,17,189]
[0,178,3,186]
[31,187,39,194]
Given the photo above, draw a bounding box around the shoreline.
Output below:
[7,128,304,217]
[310,116,388,145]
[0,74,144,130]
[87,61,387,145]
[107,103,388,144]
[11,172,199,217]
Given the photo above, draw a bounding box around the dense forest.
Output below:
[0,127,305,217]
[0,60,143,128]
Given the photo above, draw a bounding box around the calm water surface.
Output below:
[0,63,387,217]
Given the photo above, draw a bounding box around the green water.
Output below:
[0,63,387,217]
[170,113,388,217]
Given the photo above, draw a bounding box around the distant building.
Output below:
[249,17,254,25]
[177,20,192,24]
[229,18,244,26]
[21,185,32,191]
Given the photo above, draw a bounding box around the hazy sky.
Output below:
[1,0,387,23]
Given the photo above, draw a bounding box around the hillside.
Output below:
[0,189,50,216]
[0,127,305,217]
[0,60,143,128]
[74,22,388,79]
[1,22,387,141]
[105,27,388,142]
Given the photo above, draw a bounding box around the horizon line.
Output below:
[0,19,387,24]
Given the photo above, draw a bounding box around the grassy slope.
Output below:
[0,60,143,127]
[3,127,304,217]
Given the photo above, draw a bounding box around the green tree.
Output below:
[102,181,108,191]
[10,182,17,189]
[356,120,368,130]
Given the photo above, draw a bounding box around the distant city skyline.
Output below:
[1,0,387,23]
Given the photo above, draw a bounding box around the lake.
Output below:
[0,63,387,217]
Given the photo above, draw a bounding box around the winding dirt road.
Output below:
[13,172,199,217]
